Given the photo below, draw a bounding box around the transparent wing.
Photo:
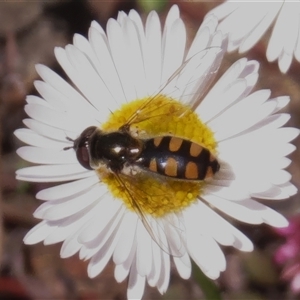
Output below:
[175,47,225,108]
[124,46,225,126]
[114,172,187,257]
[107,47,225,256]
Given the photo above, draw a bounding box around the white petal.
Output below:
[239,5,280,53]
[261,206,289,227]
[184,204,226,279]
[251,185,290,200]
[78,197,122,243]
[113,212,138,264]
[187,234,225,280]
[23,118,77,142]
[56,45,115,117]
[35,64,100,119]
[203,194,288,228]
[147,237,162,287]
[87,215,125,278]
[23,221,54,245]
[43,198,101,245]
[187,15,218,59]
[238,113,290,136]
[198,59,259,123]
[73,33,124,110]
[81,204,126,260]
[267,2,299,73]
[212,91,276,141]
[122,18,147,99]
[40,184,107,221]
[26,95,49,106]
[161,5,181,84]
[145,11,162,94]
[136,221,152,276]
[127,259,146,300]
[17,146,77,165]
[60,232,82,258]
[129,9,144,37]
[279,182,298,197]
[156,249,170,294]
[15,128,70,149]
[34,81,66,111]
[24,103,97,133]
[16,164,92,182]
[294,16,300,61]
[115,264,129,283]
[185,201,253,251]
[269,170,291,185]
[106,18,136,101]
[278,51,293,73]
[205,183,248,201]
[173,253,191,280]
[114,238,137,283]
[88,27,126,104]
[218,128,298,168]
[36,176,100,200]
[117,11,127,24]
[203,194,263,225]
[161,18,186,86]
[91,20,105,34]
[214,2,280,52]
[159,212,186,257]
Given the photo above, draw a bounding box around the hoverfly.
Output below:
[73,124,220,180]
[65,47,224,256]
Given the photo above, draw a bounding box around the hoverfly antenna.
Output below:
[63,145,73,151]
[63,136,75,151]
[66,136,74,142]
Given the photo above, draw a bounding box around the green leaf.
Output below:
[241,250,278,285]
[192,261,222,300]
[137,0,168,13]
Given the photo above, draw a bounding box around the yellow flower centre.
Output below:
[98,95,217,217]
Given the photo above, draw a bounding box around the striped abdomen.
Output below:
[136,136,220,180]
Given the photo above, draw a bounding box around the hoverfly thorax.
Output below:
[89,130,143,172]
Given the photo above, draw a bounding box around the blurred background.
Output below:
[1,1,300,299]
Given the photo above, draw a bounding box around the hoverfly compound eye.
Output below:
[73,126,97,170]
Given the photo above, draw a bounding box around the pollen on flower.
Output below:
[99,95,217,217]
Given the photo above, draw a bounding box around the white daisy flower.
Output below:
[15,5,298,299]
[208,0,300,73]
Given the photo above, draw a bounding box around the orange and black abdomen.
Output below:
[137,136,220,180]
